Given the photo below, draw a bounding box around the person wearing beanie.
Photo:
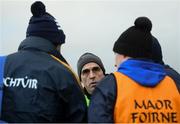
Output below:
[88,17,180,123]
[77,53,106,106]
[151,36,180,93]
[1,1,86,123]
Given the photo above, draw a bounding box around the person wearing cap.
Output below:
[88,17,180,123]
[1,1,86,123]
[151,36,180,92]
[77,53,106,106]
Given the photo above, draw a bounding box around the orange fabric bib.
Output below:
[113,72,180,123]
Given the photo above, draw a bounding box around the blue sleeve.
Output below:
[88,74,116,123]
[0,56,6,117]
[0,56,6,84]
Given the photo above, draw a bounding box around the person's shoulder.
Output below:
[96,73,116,94]
[53,62,76,81]
[165,65,180,77]
[100,73,116,85]
[165,64,180,93]
[165,64,180,82]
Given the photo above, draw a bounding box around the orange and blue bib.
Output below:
[113,72,180,123]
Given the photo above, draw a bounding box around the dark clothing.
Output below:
[88,74,116,122]
[88,59,180,123]
[165,65,180,92]
[2,36,87,123]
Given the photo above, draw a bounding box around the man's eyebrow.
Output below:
[82,66,100,71]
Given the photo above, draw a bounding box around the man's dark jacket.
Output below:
[1,36,87,123]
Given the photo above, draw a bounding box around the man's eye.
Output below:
[82,69,90,75]
[92,67,101,72]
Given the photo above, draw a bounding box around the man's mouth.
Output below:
[90,82,97,87]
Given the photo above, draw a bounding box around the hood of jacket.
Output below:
[117,59,166,87]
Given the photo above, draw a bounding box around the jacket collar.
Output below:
[18,36,68,64]
[84,88,91,99]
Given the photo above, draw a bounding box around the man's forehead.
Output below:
[82,62,100,71]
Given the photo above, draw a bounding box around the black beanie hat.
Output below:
[113,17,153,58]
[151,36,164,65]
[77,53,105,80]
[26,1,65,46]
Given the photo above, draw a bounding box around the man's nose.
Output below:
[89,71,95,79]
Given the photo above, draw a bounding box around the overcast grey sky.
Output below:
[0,0,180,73]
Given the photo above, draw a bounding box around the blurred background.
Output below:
[0,0,180,73]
